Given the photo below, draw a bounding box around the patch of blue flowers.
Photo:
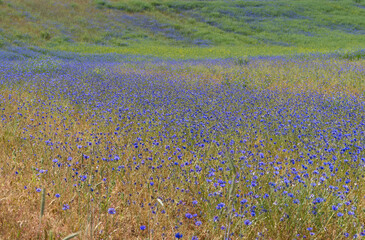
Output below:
[0,56,364,239]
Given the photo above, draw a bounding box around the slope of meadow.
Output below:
[0,0,365,58]
[0,0,365,240]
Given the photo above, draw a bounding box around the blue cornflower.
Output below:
[216,203,225,209]
[195,221,202,226]
[55,193,60,198]
[185,213,193,219]
[140,225,146,230]
[175,232,183,239]
[251,181,257,187]
[244,219,251,225]
[108,208,116,214]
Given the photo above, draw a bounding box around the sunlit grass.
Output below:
[0,55,364,239]
[49,43,364,60]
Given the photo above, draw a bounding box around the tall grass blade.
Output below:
[62,231,81,240]
[40,188,46,220]
[157,198,164,207]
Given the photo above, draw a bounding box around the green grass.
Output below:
[49,42,362,60]
[0,0,364,58]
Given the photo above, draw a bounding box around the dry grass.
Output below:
[0,57,364,239]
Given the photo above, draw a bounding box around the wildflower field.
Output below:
[0,53,364,240]
[1,0,365,239]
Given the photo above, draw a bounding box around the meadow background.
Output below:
[0,0,364,239]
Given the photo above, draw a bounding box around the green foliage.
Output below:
[1,0,364,58]
[62,232,81,240]
[0,36,5,48]
[40,31,51,40]
[70,3,79,9]
[341,49,365,60]
[164,1,207,11]
[18,56,62,73]
[95,0,106,8]
[49,35,72,46]
[97,0,152,12]
[110,38,129,47]
[234,57,250,66]
[14,32,31,41]
[40,188,46,221]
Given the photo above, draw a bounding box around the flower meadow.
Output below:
[0,55,364,239]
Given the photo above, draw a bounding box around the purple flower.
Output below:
[216,202,225,210]
[108,208,116,214]
[55,193,60,198]
[195,221,202,226]
[244,220,251,225]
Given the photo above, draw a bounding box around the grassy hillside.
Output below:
[0,0,364,58]
[1,1,365,239]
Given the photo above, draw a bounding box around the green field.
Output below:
[0,1,365,240]
[1,0,365,58]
